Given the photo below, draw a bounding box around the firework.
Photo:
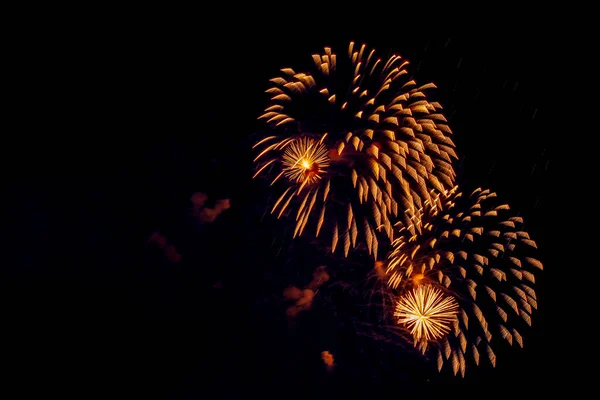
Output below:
[394,284,459,353]
[253,42,457,259]
[382,186,543,377]
[281,137,330,186]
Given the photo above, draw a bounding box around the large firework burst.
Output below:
[253,42,457,259]
[380,186,543,377]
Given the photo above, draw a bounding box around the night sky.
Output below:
[8,28,556,397]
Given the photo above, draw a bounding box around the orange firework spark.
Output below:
[253,42,457,259]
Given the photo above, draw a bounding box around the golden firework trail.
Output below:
[382,186,543,377]
[253,42,457,258]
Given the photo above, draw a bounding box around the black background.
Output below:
[7,24,558,397]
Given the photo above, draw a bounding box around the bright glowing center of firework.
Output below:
[282,137,330,184]
[394,284,459,346]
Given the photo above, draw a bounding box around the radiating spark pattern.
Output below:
[253,42,457,259]
[394,284,458,353]
[382,186,543,377]
[281,137,330,184]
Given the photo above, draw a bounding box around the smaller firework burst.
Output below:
[281,137,330,187]
[394,284,459,353]
[379,186,543,377]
